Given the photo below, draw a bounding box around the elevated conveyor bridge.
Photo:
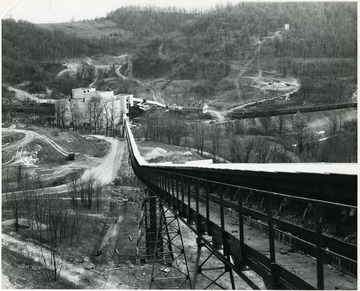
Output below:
[124,121,357,290]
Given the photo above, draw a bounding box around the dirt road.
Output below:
[81,136,125,185]
[2,131,125,196]
[208,110,225,122]
[7,86,56,104]
[2,127,68,167]
[116,64,166,104]
[3,127,68,155]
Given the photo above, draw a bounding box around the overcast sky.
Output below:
[1,0,245,23]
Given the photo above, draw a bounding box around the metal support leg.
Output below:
[150,200,192,289]
[192,237,236,289]
[315,203,324,290]
[266,193,279,289]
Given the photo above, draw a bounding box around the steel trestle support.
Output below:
[138,195,192,289]
[126,123,357,290]
[193,237,236,289]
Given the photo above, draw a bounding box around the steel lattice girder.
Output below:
[142,197,192,289]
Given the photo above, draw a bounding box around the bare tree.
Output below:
[172,117,188,145]
[329,114,343,132]
[272,115,287,135]
[164,114,188,145]
[76,63,96,85]
[209,124,221,159]
[55,71,75,98]
[304,131,319,157]
[234,119,245,134]
[7,191,20,232]
[2,90,15,122]
[55,100,68,129]
[15,191,65,282]
[229,135,256,163]
[291,112,308,153]
[260,116,272,134]
[223,121,234,137]
[40,245,64,282]
[254,137,273,163]
[95,183,103,211]
[271,144,289,163]
[189,122,207,155]
[102,97,119,136]
[69,100,82,131]
[17,164,23,190]
[86,177,95,210]
[241,137,256,162]
[319,135,356,162]
[74,175,97,209]
[70,179,79,209]
[102,99,111,136]
[85,97,104,133]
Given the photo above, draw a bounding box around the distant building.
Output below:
[71,87,97,99]
[62,87,134,130]
[182,99,209,113]
[71,87,116,100]
[118,93,134,116]
[70,87,133,114]
[284,24,290,31]
[202,104,209,114]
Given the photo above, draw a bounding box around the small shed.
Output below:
[68,152,75,161]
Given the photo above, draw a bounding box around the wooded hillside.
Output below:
[2,2,357,102]
[2,19,132,87]
[129,2,356,103]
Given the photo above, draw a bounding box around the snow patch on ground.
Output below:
[144,148,167,161]
[2,219,47,230]
[12,144,42,167]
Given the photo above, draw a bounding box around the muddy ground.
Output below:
[2,125,264,289]
[137,141,205,164]
[2,125,111,191]
[2,132,148,289]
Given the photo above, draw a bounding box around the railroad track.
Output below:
[229,102,357,119]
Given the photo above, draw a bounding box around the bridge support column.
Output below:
[315,203,324,290]
[136,195,160,262]
[266,193,280,289]
[192,237,236,289]
[149,198,192,289]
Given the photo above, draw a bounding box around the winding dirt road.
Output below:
[2,127,68,167]
[7,87,57,104]
[116,63,166,104]
[81,135,125,185]
[2,129,126,196]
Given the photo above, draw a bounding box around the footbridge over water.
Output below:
[124,121,357,290]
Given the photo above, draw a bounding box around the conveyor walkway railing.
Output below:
[124,121,357,289]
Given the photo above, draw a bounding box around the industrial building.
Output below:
[60,87,134,131]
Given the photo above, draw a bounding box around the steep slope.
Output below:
[129,2,356,112]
